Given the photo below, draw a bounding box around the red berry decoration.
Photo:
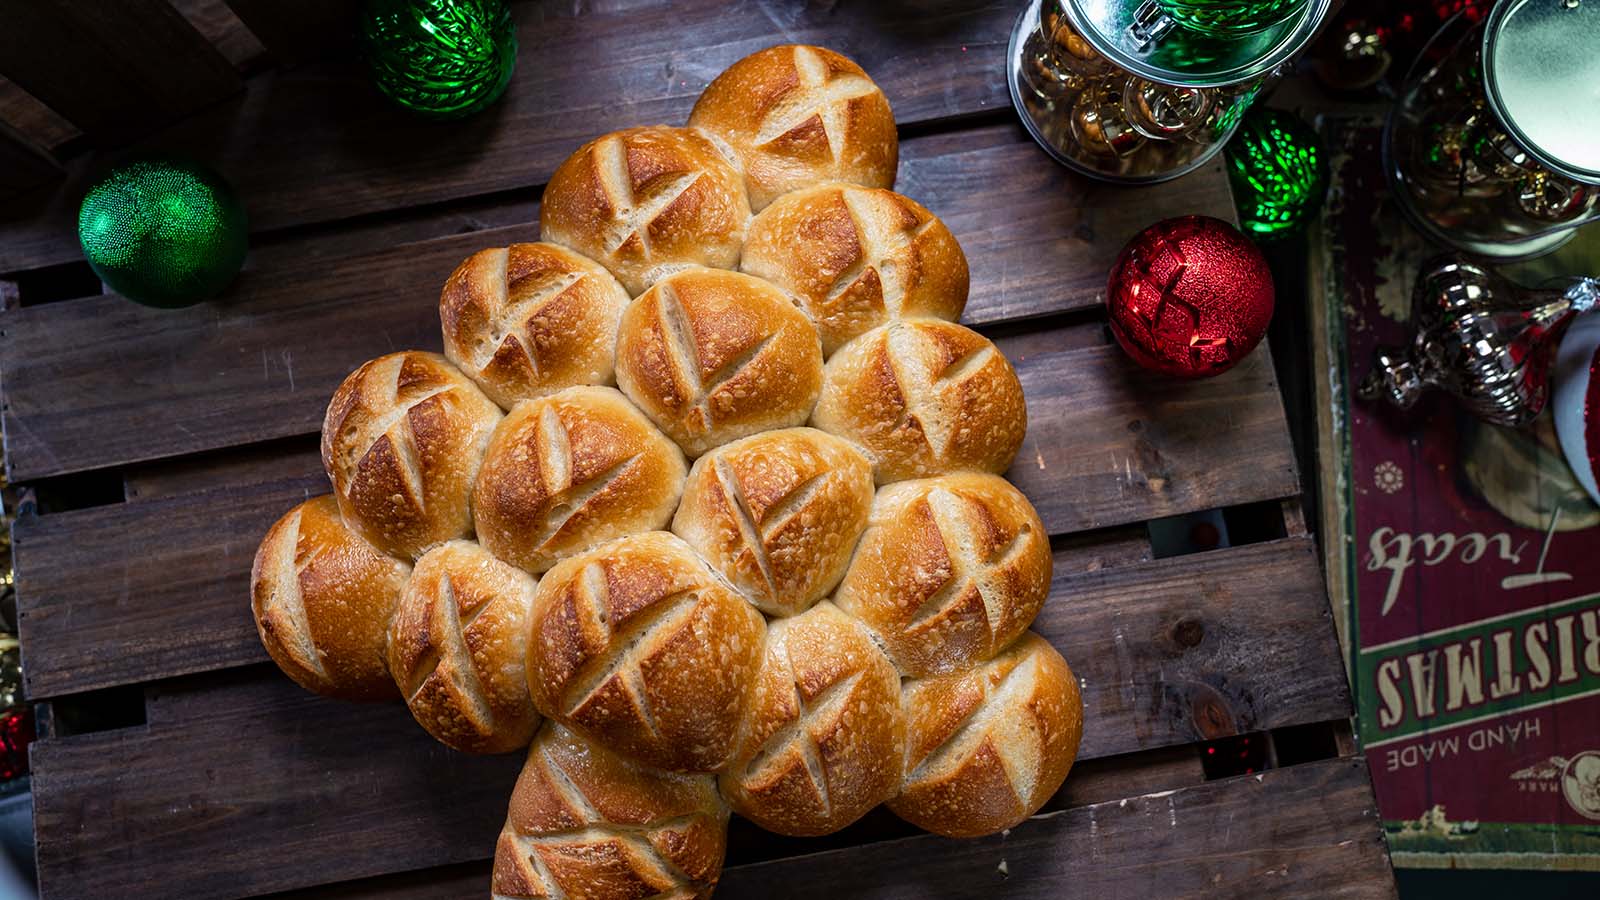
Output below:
[1106,215,1275,379]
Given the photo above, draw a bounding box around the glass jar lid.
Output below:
[1061,0,1332,87]
[1484,0,1600,184]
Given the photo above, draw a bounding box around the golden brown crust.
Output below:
[492,723,729,900]
[689,45,897,212]
[525,532,767,772]
[472,386,687,575]
[387,540,541,754]
[672,428,872,617]
[539,126,751,297]
[614,268,824,457]
[720,602,904,836]
[888,633,1083,838]
[250,496,411,701]
[811,319,1026,484]
[439,242,630,408]
[741,184,968,355]
[320,351,502,560]
[834,473,1052,677]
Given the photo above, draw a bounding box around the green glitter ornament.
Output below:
[77,158,248,309]
[1224,107,1328,239]
[362,0,516,120]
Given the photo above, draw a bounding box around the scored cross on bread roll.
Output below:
[493,723,729,900]
[615,268,824,457]
[741,184,969,355]
[251,496,412,701]
[540,126,751,297]
[811,319,1027,484]
[835,473,1052,678]
[439,242,630,409]
[889,633,1083,839]
[525,531,767,772]
[387,540,541,755]
[720,602,904,836]
[472,385,687,575]
[672,428,872,617]
[321,351,502,560]
[690,44,897,212]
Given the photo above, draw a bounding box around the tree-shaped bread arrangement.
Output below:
[250,44,1084,900]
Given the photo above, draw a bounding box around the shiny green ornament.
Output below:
[1224,107,1328,239]
[362,0,516,120]
[77,158,248,309]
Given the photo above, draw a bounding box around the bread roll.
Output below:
[387,540,540,754]
[493,723,729,900]
[251,496,411,701]
[525,532,766,772]
[615,268,823,457]
[834,473,1051,678]
[811,320,1026,484]
[888,633,1083,838]
[720,602,903,836]
[741,184,968,354]
[672,428,872,617]
[689,45,897,212]
[473,386,687,575]
[539,126,751,297]
[321,351,502,560]
[439,242,630,409]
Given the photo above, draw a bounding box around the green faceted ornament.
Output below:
[77,158,249,309]
[362,0,516,119]
[1224,107,1328,239]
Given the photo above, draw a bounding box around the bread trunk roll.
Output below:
[525,532,767,773]
[439,242,630,409]
[472,386,687,575]
[835,473,1052,678]
[614,267,824,458]
[387,540,541,754]
[539,125,751,297]
[672,428,872,617]
[493,723,729,900]
[689,44,897,212]
[720,602,904,836]
[321,351,502,560]
[811,319,1027,484]
[251,496,412,701]
[741,184,968,355]
[888,633,1083,839]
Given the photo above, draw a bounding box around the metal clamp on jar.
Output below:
[1008,0,1330,183]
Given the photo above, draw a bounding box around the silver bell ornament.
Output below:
[1358,257,1599,428]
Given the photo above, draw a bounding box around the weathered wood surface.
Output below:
[222,0,359,64]
[0,121,60,200]
[14,334,1297,699]
[0,0,1021,273]
[0,0,241,145]
[0,124,1228,482]
[30,535,1350,898]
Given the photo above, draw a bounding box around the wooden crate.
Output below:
[0,2,1395,897]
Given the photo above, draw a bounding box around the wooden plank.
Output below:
[13,335,1300,699]
[223,0,360,64]
[29,537,1350,898]
[0,76,80,154]
[0,0,241,145]
[0,120,61,200]
[0,127,1232,481]
[171,0,270,71]
[0,0,1020,272]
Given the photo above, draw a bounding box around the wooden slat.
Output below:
[171,0,270,71]
[14,334,1298,699]
[222,0,360,64]
[0,0,241,145]
[0,127,1230,482]
[0,0,1020,272]
[0,120,61,200]
[30,537,1351,898]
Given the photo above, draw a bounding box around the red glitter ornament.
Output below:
[1105,215,1274,379]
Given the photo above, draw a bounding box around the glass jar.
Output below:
[1007,0,1329,183]
[1385,0,1600,260]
